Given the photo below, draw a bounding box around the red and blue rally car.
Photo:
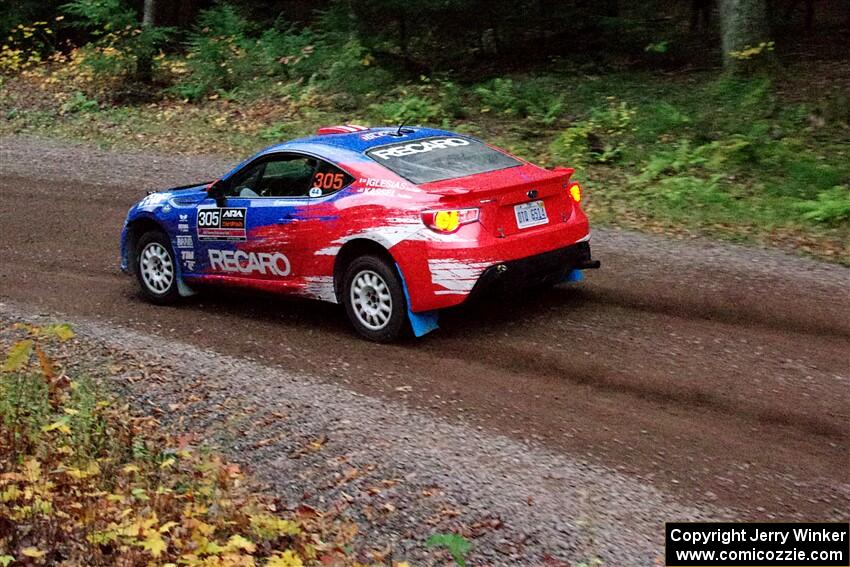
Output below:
[121,125,599,341]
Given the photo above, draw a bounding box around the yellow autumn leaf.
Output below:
[23,458,41,482]
[1,485,21,502]
[0,555,14,567]
[159,457,176,469]
[21,547,46,558]
[140,531,167,557]
[225,534,256,553]
[122,464,140,474]
[44,323,75,341]
[266,550,303,567]
[3,339,33,371]
[159,520,179,533]
[42,419,72,434]
[65,461,99,479]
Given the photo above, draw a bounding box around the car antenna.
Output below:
[396,119,409,136]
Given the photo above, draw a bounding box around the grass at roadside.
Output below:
[0,62,848,263]
[0,322,370,566]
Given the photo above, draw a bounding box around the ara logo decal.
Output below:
[208,249,291,277]
[370,137,470,160]
[197,207,247,241]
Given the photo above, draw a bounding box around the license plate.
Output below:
[514,200,549,229]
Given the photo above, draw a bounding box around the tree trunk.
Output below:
[143,0,156,27]
[137,0,156,83]
[718,0,774,73]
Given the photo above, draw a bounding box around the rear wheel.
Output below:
[135,231,179,305]
[342,255,406,342]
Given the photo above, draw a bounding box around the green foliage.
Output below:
[796,186,850,226]
[631,101,690,142]
[475,77,564,124]
[61,0,135,33]
[310,38,392,96]
[61,0,171,87]
[175,4,381,101]
[0,323,76,455]
[61,90,100,113]
[260,122,299,142]
[0,370,51,453]
[371,94,442,124]
[427,533,472,567]
[644,40,670,54]
[179,3,253,96]
[550,98,636,165]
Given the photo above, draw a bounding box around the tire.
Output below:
[342,255,407,342]
[134,230,180,305]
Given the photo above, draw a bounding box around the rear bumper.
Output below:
[469,241,598,299]
[393,202,593,312]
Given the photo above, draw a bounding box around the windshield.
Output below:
[365,136,522,184]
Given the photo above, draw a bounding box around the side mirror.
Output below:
[207,179,227,208]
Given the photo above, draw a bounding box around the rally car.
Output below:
[120,125,599,341]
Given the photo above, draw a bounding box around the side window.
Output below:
[226,162,264,197]
[311,161,354,196]
[228,155,319,198]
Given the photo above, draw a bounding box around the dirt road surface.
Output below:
[1,136,848,557]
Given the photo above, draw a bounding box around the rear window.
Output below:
[365,136,522,184]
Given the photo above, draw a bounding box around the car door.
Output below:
[189,152,320,289]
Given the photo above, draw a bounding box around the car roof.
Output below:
[256,126,471,163]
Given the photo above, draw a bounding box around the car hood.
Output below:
[133,183,209,212]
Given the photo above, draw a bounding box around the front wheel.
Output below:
[342,256,407,342]
[135,230,180,305]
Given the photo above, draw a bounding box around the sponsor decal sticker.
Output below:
[138,192,170,209]
[176,235,194,248]
[360,131,392,141]
[312,172,347,191]
[197,207,247,241]
[358,177,408,190]
[370,137,470,160]
[208,249,291,277]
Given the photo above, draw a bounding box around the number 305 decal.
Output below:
[313,172,346,190]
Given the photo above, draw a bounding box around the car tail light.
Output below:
[421,208,480,234]
[568,182,583,203]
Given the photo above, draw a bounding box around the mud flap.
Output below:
[173,257,197,297]
[177,277,197,297]
[563,268,584,283]
[396,263,439,338]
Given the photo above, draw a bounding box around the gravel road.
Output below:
[0,303,712,565]
[1,135,848,564]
